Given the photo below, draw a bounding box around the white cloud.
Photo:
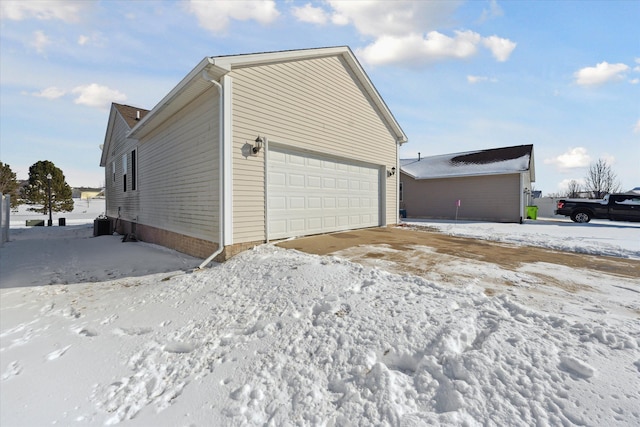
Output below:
[77,32,107,47]
[326,0,461,37]
[72,84,126,109]
[32,87,66,99]
[292,3,328,25]
[544,147,591,170]
[331,12,348,26]
[358,31,482,66]
[634,119,640,134]
[321,1,514,67]
[31,30,51,53]
[478,0,503,23]
[482,35,517,62]
[0,0,85,22]
[467,75,497,84]
[574,61,630,86]
[186,0,280,34]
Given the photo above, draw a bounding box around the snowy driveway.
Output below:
[277,221,640,317]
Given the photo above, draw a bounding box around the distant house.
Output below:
[400,144,535,223]
[100,47,407,261]
[72,187,104,199]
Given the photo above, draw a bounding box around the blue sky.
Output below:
[1,0,638,195]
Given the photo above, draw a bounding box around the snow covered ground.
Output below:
[1,207,639,426]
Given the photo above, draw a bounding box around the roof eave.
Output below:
[129,57,228,139]
[213,47,408,144]
[100,104,119,167]
[406,170,529,181]
[128,47,408,144]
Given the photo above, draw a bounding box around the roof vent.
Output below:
[418,152,421,161]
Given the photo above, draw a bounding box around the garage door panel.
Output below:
[268,146,380,239]
[289,174,305,187]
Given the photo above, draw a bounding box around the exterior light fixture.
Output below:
[46,173,53,226]
[387,167,396,177]
[253,136,265,154]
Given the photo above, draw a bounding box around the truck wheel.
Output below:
[571,211,592,223]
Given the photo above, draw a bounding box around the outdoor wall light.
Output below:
[253,136,265,154]
[387,167,396,177]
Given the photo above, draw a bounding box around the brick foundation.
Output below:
[109,217,263,262]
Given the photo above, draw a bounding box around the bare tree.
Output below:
[565,180,582,198]
[584,159,621,199]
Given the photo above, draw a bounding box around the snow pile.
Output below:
[405,218,640,260]
[2,237,640,425]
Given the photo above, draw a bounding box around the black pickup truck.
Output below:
[555,192,640,223]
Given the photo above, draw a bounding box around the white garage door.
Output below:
[268,146,381,240]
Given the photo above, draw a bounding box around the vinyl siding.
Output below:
[134,87,220,242]
[105,113,137,218]
[401,173,522,222]
[230,55,398,243]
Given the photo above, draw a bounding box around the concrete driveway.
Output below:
[276,226,640,296]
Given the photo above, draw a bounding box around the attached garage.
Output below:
[268,145,381,239]
[101,47,407,262]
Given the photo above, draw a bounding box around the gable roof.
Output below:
[113,103,150,128]
[128,46,407,144]
[401,144,535,181]
[100,103,150,166]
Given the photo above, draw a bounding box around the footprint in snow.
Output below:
[47,345,72,361]
[559,356,595,379]
[2,361,22,380]
[74,327,98,337]
[163,342,195,354]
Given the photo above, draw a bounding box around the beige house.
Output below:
[400,145,535,223]
[100,47,407,262]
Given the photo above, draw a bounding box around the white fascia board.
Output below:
[100,105,119,167]
[129,57,228,139]
[340,50,408,145]
[399,170,418,180]
[210,46,349,70]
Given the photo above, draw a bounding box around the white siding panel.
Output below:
[231,55,398,243]
[136,88,220,241]
[105,114,138,219]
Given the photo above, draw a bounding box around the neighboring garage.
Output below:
[268,145,381,239]
[400,145,535,223]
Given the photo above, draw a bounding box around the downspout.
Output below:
[198,70,224,269]
[264,137,270,243]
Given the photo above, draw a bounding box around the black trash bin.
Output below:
[58,218,66,226]
[93,218,111,236]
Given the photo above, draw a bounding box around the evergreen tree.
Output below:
[0,162,23,209]
[20,161,74,214]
